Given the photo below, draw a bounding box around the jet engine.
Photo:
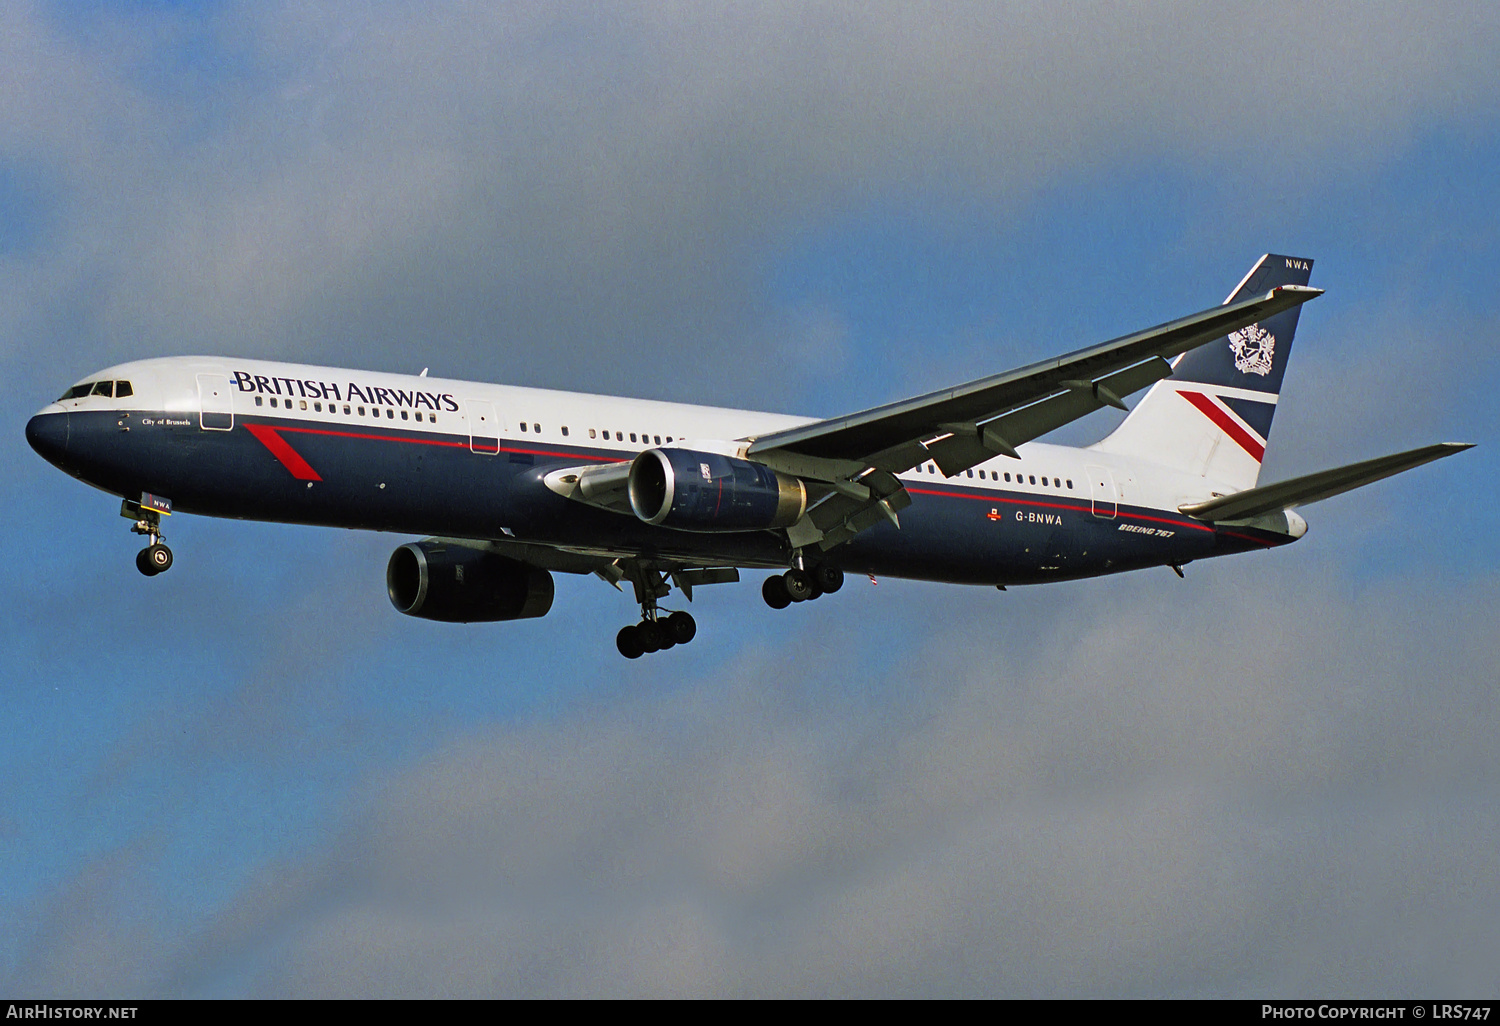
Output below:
[628,448,806,531]
[387,542,554,622]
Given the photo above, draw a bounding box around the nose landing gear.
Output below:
[122,495,173,577]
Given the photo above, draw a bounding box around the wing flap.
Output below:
[1180,442,1473,521]
[928,356,1173,476]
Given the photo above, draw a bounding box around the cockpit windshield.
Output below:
[58,380,133,401]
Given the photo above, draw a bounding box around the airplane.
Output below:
[25,254,1471,658]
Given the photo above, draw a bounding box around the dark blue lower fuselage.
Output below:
[28,409,1291,585]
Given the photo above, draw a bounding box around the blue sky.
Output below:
[2,2,1498,996]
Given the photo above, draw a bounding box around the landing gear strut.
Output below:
[123,498,173,577]
[763,564,843,609]
[615,566,697,659]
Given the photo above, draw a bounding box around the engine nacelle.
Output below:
[387,542,554,623]
[628,448,806,531]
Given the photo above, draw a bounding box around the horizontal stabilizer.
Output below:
[1180,442,1474,521]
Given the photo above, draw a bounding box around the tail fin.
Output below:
[1092,253,1314,490]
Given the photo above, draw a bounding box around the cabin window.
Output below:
[270,397,279,408]
[255,395,263,407]
[115,381,133,398]
[588,428,596,439]
[300,400,308,410]
[1053,478,1060,487]
[966,470,973,478]
[386,409,394,419]
[1004,473,1011,482]
[654,435,661,445]
[519,422,527,432]
[1029,475,1036,485]
[314,402,322,412]
[1066,479,1073,489]
[357,406,365,416]
[343,405,350,415]
[534,423,541,433]
[400,410,408,420]
[666,436,673,443]
[630,433,637,442]
[561,426,569,437]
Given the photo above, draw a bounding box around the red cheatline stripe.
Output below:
[906,487,1215,534]
[270,422,627,462]
[245,423,322,481]
[1178,390,1265,462]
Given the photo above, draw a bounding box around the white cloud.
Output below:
[4,2,1498,400]
[41,566,1478,998]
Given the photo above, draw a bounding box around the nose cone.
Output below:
[26,411,70,468]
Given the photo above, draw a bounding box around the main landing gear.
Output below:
[123,498,173,577]
[615,565,698,659]
[762,564,843,609]
[616,610,697,660]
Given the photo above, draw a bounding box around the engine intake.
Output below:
[387,542,554,622]
[628,448,806,532]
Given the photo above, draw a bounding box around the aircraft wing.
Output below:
[1179,442,1474,522]
[747,284,1322,475]
[745,284,1322,549]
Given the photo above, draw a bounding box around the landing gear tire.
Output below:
[665,610,697,644]
[783,569,814,602]
[616,625,644,659]
[137,543,172,577]
[814,565,844,594]
[763,575,792,609]
[637,621,664,654]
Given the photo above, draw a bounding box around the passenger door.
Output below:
[197,373,234,431]
[465,399,501,454]
[1085,464,1117,519]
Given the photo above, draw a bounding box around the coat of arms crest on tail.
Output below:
[1227,323,1275,376]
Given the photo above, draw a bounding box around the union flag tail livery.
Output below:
[1093,254,1314,491]
[26,253,1471,657]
